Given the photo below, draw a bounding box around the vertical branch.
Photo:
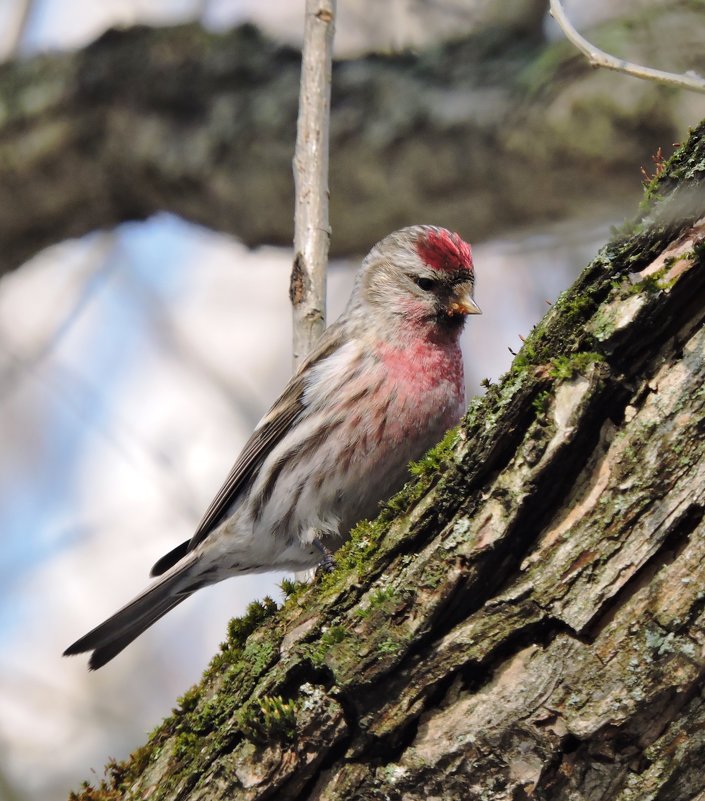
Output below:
[291,0,336,370]
[2,0,34,60]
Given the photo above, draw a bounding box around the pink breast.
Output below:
[377,338,465,440]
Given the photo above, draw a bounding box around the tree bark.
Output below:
[70,119,705,801]
[2,3,705,277]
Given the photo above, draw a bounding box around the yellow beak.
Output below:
[449,293,482,316]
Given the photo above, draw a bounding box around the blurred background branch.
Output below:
[0,2,703,277]
[1,0,33,61]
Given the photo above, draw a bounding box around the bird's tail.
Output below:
[63,557,204,670]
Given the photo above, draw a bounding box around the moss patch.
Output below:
[548,352,605,381]
[237,694,300,743]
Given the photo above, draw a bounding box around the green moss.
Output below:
[377,637,404,656]
[310,623,352,666]
[125,741,157,780]
[176,684,201,714]
[320,518,387,584]
[409,426,459,478]
[320,624,348,647]
[510,348,536,373]
[172,730,200,762]
[279,577,305,599]
[506,284,604,376]
[241,637,278,677]
[237,694,300,743]
[622,266,674,296]
[559,291,597,327]
[461,370,533,445]
[68,753,153,800]
[225,596,278,650]
[532,390,551,416]
[203,595,279,677]
[641,130,704,205]
[548,352,605,380]
[68,783,121,801]
[354,586,398,619]
[74,593,285,798]
[369,586,397,607]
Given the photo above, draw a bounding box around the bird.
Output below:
[64,225,481,669]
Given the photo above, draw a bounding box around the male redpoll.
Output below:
[64,225,480,669]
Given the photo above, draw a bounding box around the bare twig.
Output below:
[3,0,34,60]
[549,0,705,95]
[291,0,336,370]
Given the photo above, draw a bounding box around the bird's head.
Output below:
[355,225,480,337]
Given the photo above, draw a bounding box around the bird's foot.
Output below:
[314,539,336,573]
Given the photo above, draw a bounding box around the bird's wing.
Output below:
[187,326,345,552]
[188,379,305,546]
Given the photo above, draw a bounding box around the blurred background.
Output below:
[0,1,703,799]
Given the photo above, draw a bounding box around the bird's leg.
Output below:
[313,538,336,573]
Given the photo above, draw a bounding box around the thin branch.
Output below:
[291,0,336,370]
[3,0,34,60]
[549,0,705,95]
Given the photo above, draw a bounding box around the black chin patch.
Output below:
[437,310,466,330]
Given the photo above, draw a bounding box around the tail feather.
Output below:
[63,559,200,670]
[85,598,185,670]
[150,539,190,576]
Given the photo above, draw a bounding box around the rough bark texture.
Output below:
[70,120,705,801]
[2,3,705,276]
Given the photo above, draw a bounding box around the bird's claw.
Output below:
[314,539,336,573]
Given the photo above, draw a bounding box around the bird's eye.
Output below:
[414,276,435,291]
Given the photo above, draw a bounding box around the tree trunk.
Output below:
[69,119,705,801]
[3,4,705,277]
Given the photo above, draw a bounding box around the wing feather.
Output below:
[187,378,306,549]
[182,326,343,554]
